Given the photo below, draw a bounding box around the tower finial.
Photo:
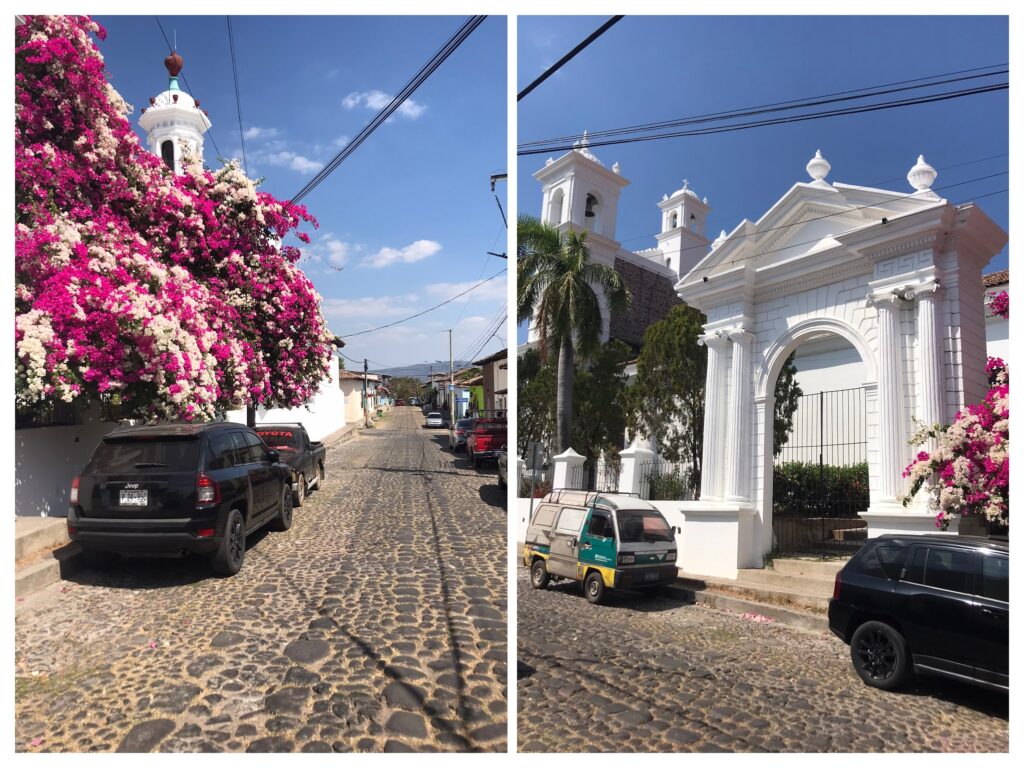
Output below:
[164,50,184,78]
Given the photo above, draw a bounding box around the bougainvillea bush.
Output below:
[901,290,1009,530]
[15,15,334,421]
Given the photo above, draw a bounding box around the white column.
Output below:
[725,328,753,502]
[873,295,908,501]
[914,283,946,454]
[698,332,729,500]
[551,448,585,490]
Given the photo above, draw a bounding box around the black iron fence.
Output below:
[564,460,620,493]
[637,460,696,501]
[773,386,868,556]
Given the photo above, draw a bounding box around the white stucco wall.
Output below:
[15,407,119,517]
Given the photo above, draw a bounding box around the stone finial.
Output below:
[612,161,621,175]
[164,50,183,77]
[907,154,937,192]
[545,157,555,166]
[806,149,831,183]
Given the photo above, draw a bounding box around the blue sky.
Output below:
[95,15,507,373]
[517,15,1009,343]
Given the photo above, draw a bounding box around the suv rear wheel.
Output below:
[850,620,909,690]
[211,509,246,576]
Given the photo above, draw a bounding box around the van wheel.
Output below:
[211,509,245,576]
[293,474,306,507]
[530,559,550,589]
[584,571,606,604]
[850,620,909,690]
[270,486,293,532]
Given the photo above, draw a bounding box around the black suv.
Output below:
[67,423,294,575]
[828,534,1008,692]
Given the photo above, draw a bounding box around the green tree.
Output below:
[572,340,633,469]
[773,352,803,457]
[517,348,556,457]
[624,304,707,496]
[517,215,629,452]
[390,376,422,401]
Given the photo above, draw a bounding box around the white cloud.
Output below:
[261,150,323,174]
[321,295,420,319]
[342,90,427,120]
[242,126,279,140]
[361,239,442,268]
[332,134,351,148]
[423,278,508,303]
[304,233,357,270]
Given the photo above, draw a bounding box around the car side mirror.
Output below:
[267,449,280,463]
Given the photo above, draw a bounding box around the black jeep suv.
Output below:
[828,534,1007,692]
[67,423,293,575]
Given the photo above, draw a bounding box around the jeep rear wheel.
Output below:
[850,620,909,690]
[211,509,245,576]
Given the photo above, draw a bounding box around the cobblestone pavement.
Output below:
[15,407,507,753]
[517,570,1007,753]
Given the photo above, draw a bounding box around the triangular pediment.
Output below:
[678,181,946,290]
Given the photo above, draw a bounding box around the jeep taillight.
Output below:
[833,572,842,600]
[70,476,80,505]
[197,473,219,506]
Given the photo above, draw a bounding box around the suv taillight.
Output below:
[833,572,842,600]
[69,476,80,505]
[197,473,219,506]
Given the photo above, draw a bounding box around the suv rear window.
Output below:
[980,555,1008,602]
[856,544,906,580]
[89,437,200,473]
[905,547,974,594]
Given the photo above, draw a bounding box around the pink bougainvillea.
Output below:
[901,294,1009,530]
[15,15,334,421]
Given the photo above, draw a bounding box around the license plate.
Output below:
[644,571,659,582]
[119,489,148,506]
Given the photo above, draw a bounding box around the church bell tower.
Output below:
[139,50,212,174]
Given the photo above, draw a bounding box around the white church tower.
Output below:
[655,180,711,278]
[139,50,212,174]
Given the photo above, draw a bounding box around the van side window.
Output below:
[587,512,614,538]
[554,507,587,535]
[906,547,973,594]
[980,555,1008,602]
[531,504,559,528]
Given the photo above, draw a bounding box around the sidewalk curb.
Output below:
[663,582,829,634]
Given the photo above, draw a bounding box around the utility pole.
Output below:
[362,358,370,428]
[448,330,455,427]
[429,364,433,408]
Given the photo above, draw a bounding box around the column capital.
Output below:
[726,325,753,343]
[905,279,942,300]
[697,329,729,348]
[866,287,911,308]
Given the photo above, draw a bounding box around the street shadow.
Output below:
[64,527,273,590]
[537,578,695,614]
[478,482,506,510]
[897,674,1008,719]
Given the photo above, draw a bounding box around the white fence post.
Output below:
[551,448,585,489]
[618,441,655,496]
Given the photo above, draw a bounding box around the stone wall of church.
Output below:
[609,257,684,348]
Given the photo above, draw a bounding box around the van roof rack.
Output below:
[545,488,641,505]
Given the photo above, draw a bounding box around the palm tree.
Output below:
[518,215,630,453]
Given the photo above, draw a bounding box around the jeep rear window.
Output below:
[617,510,674,543]
[857,545,905,580]
[88,437,200,473]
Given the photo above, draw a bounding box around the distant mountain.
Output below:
[354,360,476,380]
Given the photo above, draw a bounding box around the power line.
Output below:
[519,63,1007,148]
[289,15,487,206]
[518,82,1008,156]
[517,16,624,102]
[462,311,507,364]
[458,305,506,361]
[225,16,248,175]
[153,16,223,161]
[342,268,506,338]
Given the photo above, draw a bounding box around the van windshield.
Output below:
[616,510,674,543]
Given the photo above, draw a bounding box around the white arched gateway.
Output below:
[676,151,1007,569]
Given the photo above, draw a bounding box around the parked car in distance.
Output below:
[396,398,406,406]
[466,416,507,468]
[424,411,445,428]
[67,423,293,576]
[254,423,326,507]
[828,534,1008,693]
[524,490,677,604]
[497,446,507,490]
[449,417,476,452]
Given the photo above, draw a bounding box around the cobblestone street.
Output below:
[15,407,507,753]
[517,570,1007,753]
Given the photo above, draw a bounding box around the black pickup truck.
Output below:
[255,424,326,507]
